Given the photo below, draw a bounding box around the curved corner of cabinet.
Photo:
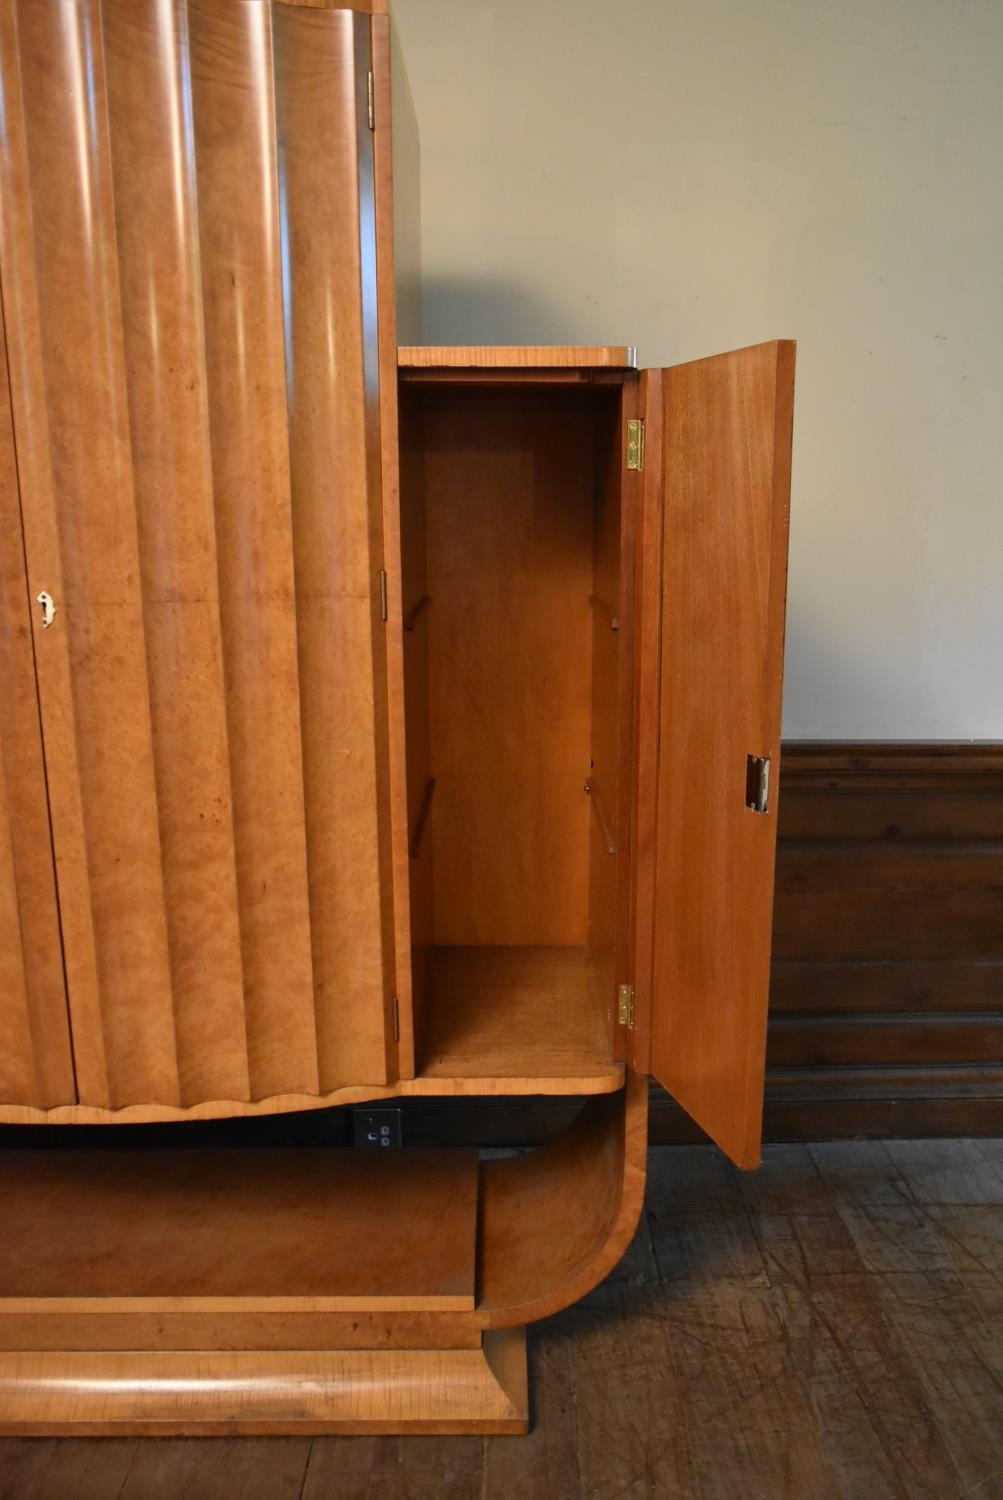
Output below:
[474,1068,648,1330]
[0,1072,648,1435]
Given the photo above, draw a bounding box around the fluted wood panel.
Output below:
[102,0,250,1108]
[273,4,397,1088]
[0,303,75,1109]
[0,0,393,1116]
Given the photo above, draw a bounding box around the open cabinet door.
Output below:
[634,342,795,1168]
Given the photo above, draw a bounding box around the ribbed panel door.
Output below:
[0,0,395,1115]
[0,298,76,1110]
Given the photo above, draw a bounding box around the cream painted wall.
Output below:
[392,0,1003,738]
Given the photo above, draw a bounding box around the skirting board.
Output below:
[0,1329,528,1437]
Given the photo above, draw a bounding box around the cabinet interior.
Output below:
[398,377,627,1089]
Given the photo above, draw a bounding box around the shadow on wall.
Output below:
[417,273,625,349]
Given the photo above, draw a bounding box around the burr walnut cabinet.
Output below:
[0,0,794,1434]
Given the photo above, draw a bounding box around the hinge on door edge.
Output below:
[617,983,635,1029]
[367,70,375,130]
[626,418,644,471]
[379,568,388,622]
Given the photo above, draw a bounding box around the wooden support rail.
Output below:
[588,593,619,631]
[410,777,436,860]
[584,777,616,856]
[403,594,431,632]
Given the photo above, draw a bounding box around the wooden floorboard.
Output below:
[0,1141,1000,1499]
[120,1438,313,1500]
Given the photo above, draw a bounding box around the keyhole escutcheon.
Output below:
[37,591,56,629]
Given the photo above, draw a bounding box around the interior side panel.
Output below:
[399,391,434,1068]
[587,393,625,1049]
[423,394,595,947]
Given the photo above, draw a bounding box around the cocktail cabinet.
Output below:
[0,0,793,1433]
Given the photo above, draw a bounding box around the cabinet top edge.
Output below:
[398,345,638,370]
[272,0,388,12]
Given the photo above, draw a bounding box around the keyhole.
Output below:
[37,591,56,629]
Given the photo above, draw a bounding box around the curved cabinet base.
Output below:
[0,1076,646,1434]
[0,1332,528,1437]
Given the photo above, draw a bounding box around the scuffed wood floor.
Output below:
[0,1140,1001,1500]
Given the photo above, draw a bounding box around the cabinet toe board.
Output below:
[0,1148,479,1312]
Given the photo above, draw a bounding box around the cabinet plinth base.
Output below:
[0,1329,528,1436]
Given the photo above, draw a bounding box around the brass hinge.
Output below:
[745,754,772,815]
[379,568,388,622]
[367,70,375,130]
[626,418,645,471]
[617,983,635,1029]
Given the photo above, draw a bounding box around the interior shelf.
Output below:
[417,946,622,1095]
